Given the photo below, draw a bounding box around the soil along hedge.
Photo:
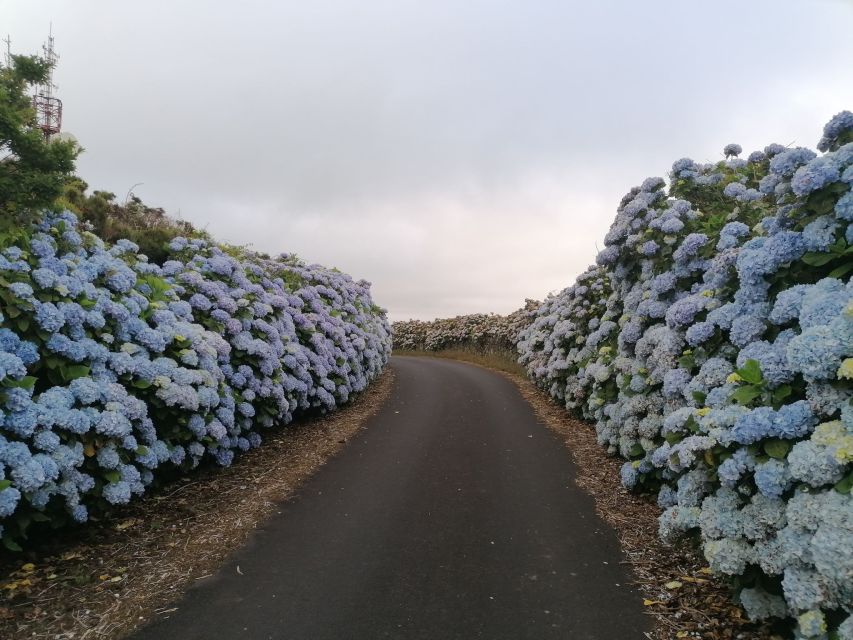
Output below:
[518,112,853,638]
[0,212,391,547]
[392,300,538,353]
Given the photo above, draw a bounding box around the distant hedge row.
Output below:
[519,112,853,638]
[392,301,538,353]
[0,212,391,546]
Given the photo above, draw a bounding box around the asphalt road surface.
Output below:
[133,356,650,640]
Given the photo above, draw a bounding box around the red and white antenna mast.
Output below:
[33,24,62,141]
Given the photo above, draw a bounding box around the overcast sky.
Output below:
[4,1,853,320]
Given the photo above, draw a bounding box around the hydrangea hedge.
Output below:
[392,301,538,353]
[0,213,391,548]
[518,112,853,638]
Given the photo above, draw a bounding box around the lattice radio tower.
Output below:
[3,34,11,69]
[33,25,62,141]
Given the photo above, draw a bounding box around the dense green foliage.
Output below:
[59,178,205,263]
[0,54,77,230]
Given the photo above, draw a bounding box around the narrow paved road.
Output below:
[133,356,649,639]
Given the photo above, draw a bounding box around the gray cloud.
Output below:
[5,0,853,319]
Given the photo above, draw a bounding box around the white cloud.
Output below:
[4,0,852,320]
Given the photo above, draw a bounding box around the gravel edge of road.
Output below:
[0,369,395,640]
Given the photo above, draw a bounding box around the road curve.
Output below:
[132,356,650,639]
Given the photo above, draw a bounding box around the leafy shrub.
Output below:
[518,112,853,637]
[58,180,204,264]
[0,211,390,548]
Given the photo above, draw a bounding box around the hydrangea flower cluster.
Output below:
[517,111,853,636]
[392,300,539,354]
[0,212,390,547]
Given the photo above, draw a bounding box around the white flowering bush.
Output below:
[392,301,538,353]
[0,212,390,548]
[518,111,853,638]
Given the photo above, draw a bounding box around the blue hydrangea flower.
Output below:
[724,143,742,158]
[817,110,853,152]
[754,460,791,498]
[769,147,818,177]
[791,156,841,196]
[103,481,132,505]
[0,487,21,518]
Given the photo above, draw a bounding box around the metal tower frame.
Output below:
[33,25,62,140]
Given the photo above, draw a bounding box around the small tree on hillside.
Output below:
[0,54,78,231]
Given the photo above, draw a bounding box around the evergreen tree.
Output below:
[0,54,78,231]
